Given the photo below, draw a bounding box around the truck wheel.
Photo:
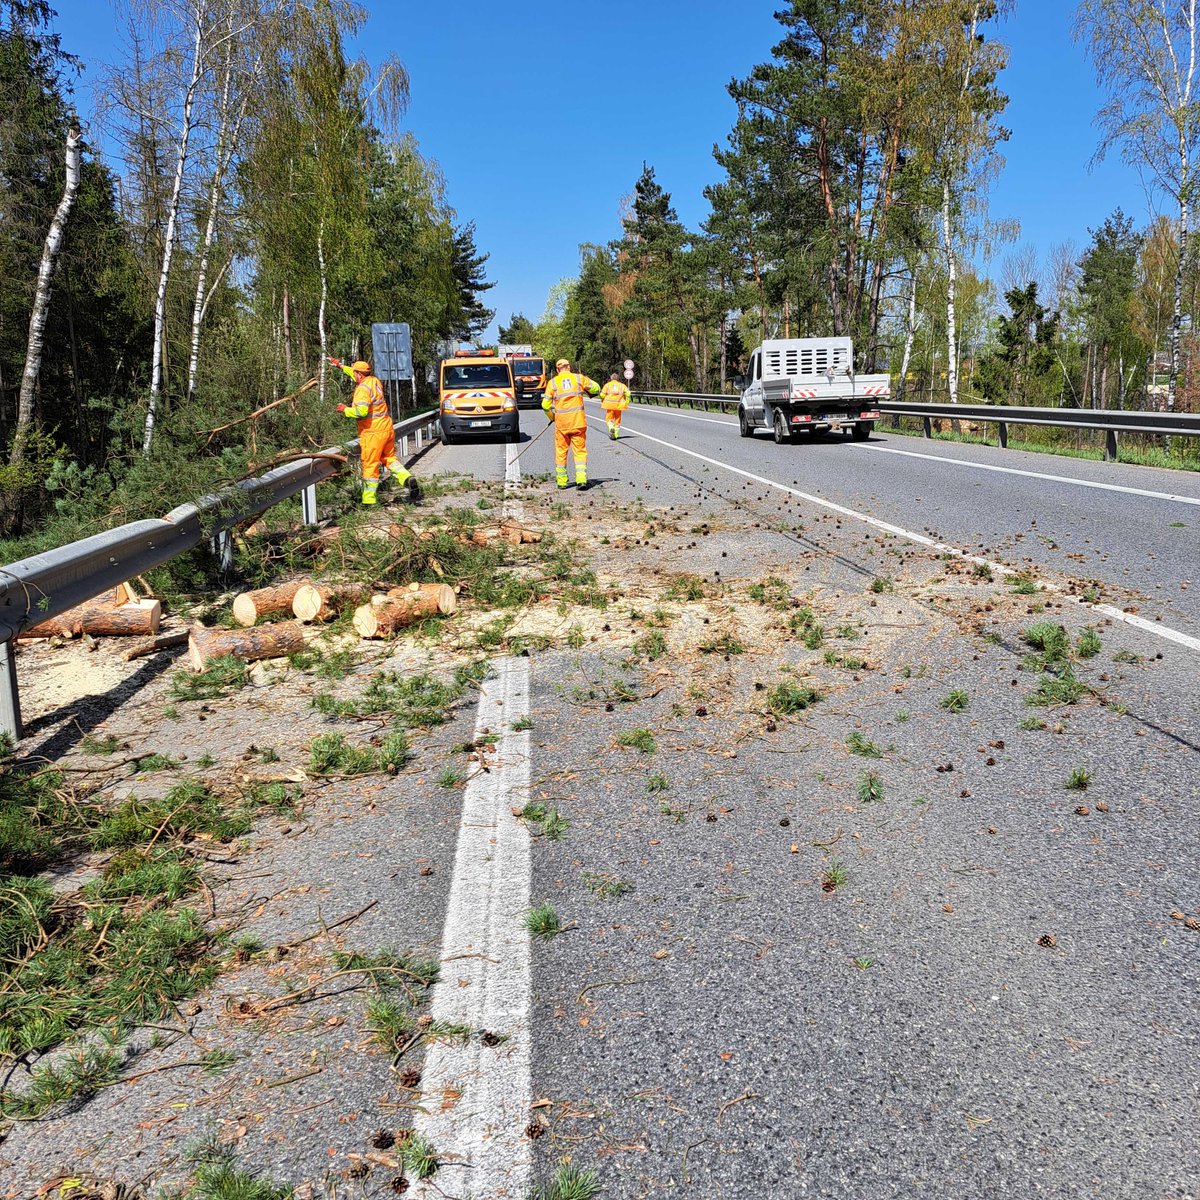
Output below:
[440,424,456,446]
[773,411,791,445]
[852,421,874,441]
[738,408,754,438]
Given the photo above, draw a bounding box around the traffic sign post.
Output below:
[372,322,413,418]
[623,358,635,382]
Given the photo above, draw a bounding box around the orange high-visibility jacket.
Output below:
[543,371,599,434]
[600,381,630,411]
[342,374,391,433]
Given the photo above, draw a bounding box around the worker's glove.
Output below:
[336,403,347,413]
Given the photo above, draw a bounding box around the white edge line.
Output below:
[413,657,533,1198]
[599,417,1200,655]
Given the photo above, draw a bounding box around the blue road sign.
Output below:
[371,323,412,381]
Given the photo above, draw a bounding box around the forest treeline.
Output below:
[514,1,1200,466]
[0,0,494,544]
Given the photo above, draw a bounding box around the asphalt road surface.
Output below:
[7,407,1197,1200]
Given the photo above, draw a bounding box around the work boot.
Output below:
[610,426,618,440]
[575,471,588,490]
[361,485,378,506]
[555,468,568,489]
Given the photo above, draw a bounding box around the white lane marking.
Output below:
[600,417,1200,654]
[414,657,533,1198]
[503,439,523,521]
[854,442,1200,507]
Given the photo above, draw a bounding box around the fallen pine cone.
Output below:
[1037,933,1057,948]
[1095,801,1109,813]
[1075,805,1090,816]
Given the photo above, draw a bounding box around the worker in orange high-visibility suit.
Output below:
[541,357,600,488]
[600,372,631,440]
[330,358,415,505]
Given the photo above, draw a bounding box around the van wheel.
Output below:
[773,411,791,444]
[852,421,873,441]
[738,408,754,438]
[440,426,456,446]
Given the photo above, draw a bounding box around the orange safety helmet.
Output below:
[555,358,570,370]
[350,360,371,374]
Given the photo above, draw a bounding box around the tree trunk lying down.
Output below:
[291,582,371,623]
[352,583,457,639]
[188,620,307,670]
[26,598,161,639]
[231,579,312,627]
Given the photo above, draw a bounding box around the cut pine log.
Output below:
[231,579,312,627]
[352,583,457,640]
[188,621,307,671]
[291,582,371,623]
[26,598,161,639]
[469,520,543,547]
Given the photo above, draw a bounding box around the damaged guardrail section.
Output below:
[0,411,439,738]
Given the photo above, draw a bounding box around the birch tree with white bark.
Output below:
[10,123,82,467]
[1075,0,1200,416]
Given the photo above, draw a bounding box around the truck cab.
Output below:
[508,355,547,408]
[439,349,519,444]
[738,337,887,444]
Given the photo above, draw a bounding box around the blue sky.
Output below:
[51,1,1163,338]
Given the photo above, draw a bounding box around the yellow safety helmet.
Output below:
[555,358,570,370]
[350,360,371,374]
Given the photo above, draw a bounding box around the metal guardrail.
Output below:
[0,409,440,739]
[630,391,1200,458]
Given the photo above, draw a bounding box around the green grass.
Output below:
[525,902,562,940]
[853,957,873,970]
[182,1137,295,1200]
[1019,715,1047,731]
[312,669,476,729]
[306,732,409,776]
[1022,621,1071,666]
[169,656,248,702]
[802,622,825,650]
[971,561,993,581]
[511,713,534,732]
[823,650,869,671]
[1027,665,1086,707]
[530,1164,603,1200]
[1065,767,1092,791]
[1009,573,1039,595]
[846,732,882,758]
[438,765,465,788]
[617,728,657,754]
[663,573,706,601]
[768,681,823,715]
[749,576,791,607]
[634,629,668,660]
[939,689,970,713]
[856,770,885,804]
[894,708,909,723]
[582,872,633,899]
[1076,627,1102,659]
[646,772,669,793]
[699,631,744,655]
[1113,648,1142,664]
[870,576,894,594]
[821,861,849,892]
[136,752,178,773]
[80,734,121,755]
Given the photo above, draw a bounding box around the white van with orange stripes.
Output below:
[438,348,519,444]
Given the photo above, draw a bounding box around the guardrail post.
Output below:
[301,483,318,526]
[212,530,233,574]
[1105,429,1118,461]
[0,640,21,740]
[890,413,900,429]
[415,426,423,450]
[922,415,933,439]
[400,435,409,456]
[998,421,1008,449]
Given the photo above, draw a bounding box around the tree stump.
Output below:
[352,583,457,639]
[291,582,371,623]
[231,579,312,627]
[188,621,308,671]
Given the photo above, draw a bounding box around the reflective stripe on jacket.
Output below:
[344,376,389,427]
[544,371,599,415]
[601,382,630,410]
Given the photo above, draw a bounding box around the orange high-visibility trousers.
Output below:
[554,425,587,471]
[360,423,399,483]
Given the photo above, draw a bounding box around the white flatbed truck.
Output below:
[737,336,889,443]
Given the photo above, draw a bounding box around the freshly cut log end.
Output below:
[188,620,307,671]
[26,598,161,639]
[352,583,457,639]
[291,582,371,623]
[231,579,312,627]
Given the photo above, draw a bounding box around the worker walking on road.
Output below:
[330,358,416,506]
[541,357,600,488]
[600,372,631,439]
